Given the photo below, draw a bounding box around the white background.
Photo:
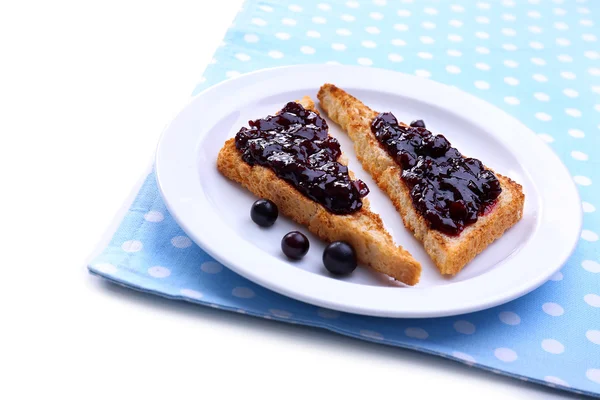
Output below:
[0,1,580,398]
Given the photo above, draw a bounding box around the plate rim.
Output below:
[155,64,582,318]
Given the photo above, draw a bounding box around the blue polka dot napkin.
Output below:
[89,0,600,396]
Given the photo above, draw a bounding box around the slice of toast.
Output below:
[217,96,421,285]
[318,84,525,275]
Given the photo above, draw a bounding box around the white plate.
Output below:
[155,65,581,318]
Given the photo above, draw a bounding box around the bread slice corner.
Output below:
[217,95,421,285]
[318,84,525,276]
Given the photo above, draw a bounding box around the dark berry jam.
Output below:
[235,102,369,214]
[371,113,501,235]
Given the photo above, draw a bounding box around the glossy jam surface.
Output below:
[235,102,369,214]
[371,112,502,235]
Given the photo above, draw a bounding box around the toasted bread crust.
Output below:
[318,84,525,275]
[216,96,421,285]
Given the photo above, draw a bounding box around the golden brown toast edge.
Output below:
[317,84,525,275]
[216,96,421,285]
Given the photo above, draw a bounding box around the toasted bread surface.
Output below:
[216,96,421,285]
[318,84,525,275]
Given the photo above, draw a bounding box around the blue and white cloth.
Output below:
[89,0,600,396]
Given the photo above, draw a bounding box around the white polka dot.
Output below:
[561,71,576,80]
[148,266,170,278]
[362,40,377,48]
[582,230,599,242]
[306,30,320,38]
[585,294,600,307]
[569,129,585,138]
[200,261,223,274]
[251,18,267,26]
[477,2,491,9]
[370,11,384,20]
[269,309,292,318]
[542,339,565,354]
[556,38,571,46]
[502,0,516,6]
[317,3,331,11]
[543,302,564,316]
[582,202,595,213]
[180,288,203,300]
[94,262,117,274]
[422,21,436,29]
[360,329,384,340]
[584,51,600,60]
[504,77,519,86]
[388,53,403,62]
[562,88,579,98]
[332,43,346,51]
[244,34,259,43]
[475,62,491,71]
[530,41,544,49]
[122,240,142,253]
[504,96,520,105]
[580,19,593,27]
[232,287,255,298]
[373,0,386,5]
[538,134,554,143]
[476,46,490,54]
[144,211,164,222]
[502,28,517,36]
[391,38,406,46]
[452,351,476,364]
[312,16,326,24]
[268,50,284,59]
[448,34,463,42]
[446,65,461,74]
[571,150,588,161]
[405,327,429,339]
[475,80,490,90]
[577,6,590,14]
[528,25,543,34]
[494,348,518,362]
[275,32,291,40]
[235,53,251,62]
[499,311,521,325]
[281,18,297,26]
[365,26,380,34]
[549,271,563,281]
[418,52,433,60]
[587,369,600,384]
[586,330,600,345]
[447,49,462,57]
[288,4,302,12]
[449,20,463,28]
[589,67,600,76]
[258,5,273,12]
[397,9,411,17]
[476,31,490,39]
[171,235,192,248]
[583,260,600,274]
[451,4,465,12]
[300,46,315,54]
[534,92,550,101]
[545,376,569,387]
[503,60,518,68]
[566,108,582,118]
[424,7,438,15]
[341,14,355,22]
[503,43,518,51]
[454,320,476,335]
[554,7,567,15]
[420,36,435,44]
[530,57,546,66]
[357,57,373,66]
[317,308,340,319]
[476,16,490,24]
[574,176,592,186]
[336,28,352,36]
[346,0,359,8]
[554,22,569,30]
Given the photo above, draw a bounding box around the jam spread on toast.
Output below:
[371,113,501,235]
[235,102,369,214]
